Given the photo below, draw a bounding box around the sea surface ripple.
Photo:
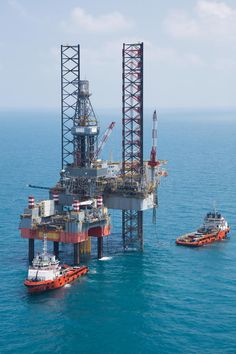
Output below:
[0,110,236,354]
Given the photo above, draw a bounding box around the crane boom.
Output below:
[95,122,116,159]
[148,110,159,224]
[152,110,157,152]
[148,110,159,167]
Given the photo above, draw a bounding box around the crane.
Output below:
[148,110,159,224]
[95,121,116,159]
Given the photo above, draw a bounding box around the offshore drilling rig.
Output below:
[19,43,167,264]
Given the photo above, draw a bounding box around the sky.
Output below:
[0,0,235,110]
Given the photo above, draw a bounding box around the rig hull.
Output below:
[24,265,88,293]
[20,225,111,243]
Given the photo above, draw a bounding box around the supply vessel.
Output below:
[176,211,230,247]
[24,235,88,293]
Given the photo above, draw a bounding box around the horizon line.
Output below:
[0,106,236,113]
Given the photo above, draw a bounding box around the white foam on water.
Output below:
[64,284,72,288]
[99,256,113,261]
[89,269,97,274]
[125,247,138,252]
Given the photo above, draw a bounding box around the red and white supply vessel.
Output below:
[24,235,88,293]
[176,210,230,247]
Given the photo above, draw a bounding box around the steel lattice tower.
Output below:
[122,42,144,251]
[73,80,99,167]
[61,45,80,168]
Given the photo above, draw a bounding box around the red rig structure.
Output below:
[19,43,167,264]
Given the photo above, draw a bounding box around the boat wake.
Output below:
[99,256,112,261]
[89,269,97,274]
[64,284,71,288]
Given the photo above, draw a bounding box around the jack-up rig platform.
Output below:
[19,43,167,264]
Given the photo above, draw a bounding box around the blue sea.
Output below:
[0,109,236,354]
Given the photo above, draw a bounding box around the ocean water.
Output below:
[0,109,236,354]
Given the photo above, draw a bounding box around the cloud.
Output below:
[8,0,40,23]
[197,0,232,19]
[84,38,145,62]
[163,0,236,41]
[145,42,204,67]
[8,0,28,18]
[80,39,204,72]
[62,6,134,33]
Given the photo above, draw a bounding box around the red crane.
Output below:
[148,110,159,168]
[148,110,159,224]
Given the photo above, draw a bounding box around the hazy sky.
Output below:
[0,0,235,110]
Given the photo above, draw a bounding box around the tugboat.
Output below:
[176,211,230,247]
[24,235,88,293]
